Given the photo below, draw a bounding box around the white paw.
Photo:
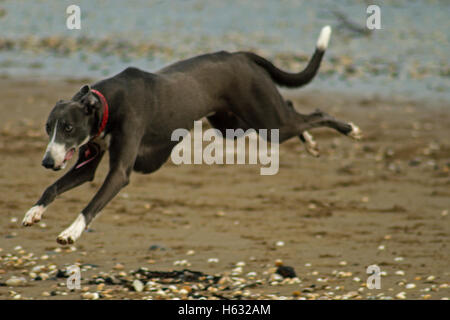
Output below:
[303,131,320,157]
[22,205,46,226]
[348,122,362,140]
[56,214,86,245]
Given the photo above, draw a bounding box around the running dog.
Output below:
[22,26,361,244]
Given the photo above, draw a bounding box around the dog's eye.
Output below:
[65,124,73,133]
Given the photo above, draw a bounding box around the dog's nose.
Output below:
[42,156,55,169]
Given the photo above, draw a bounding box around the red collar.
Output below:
[91,89,109,138]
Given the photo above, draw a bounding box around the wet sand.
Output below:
[0,79,449,300]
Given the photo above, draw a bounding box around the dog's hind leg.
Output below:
[298,109,362,140]
[285,100,320,157]
[22,143,105,226]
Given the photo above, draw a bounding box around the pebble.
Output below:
[186,250,195,256]
[132,279,144,292]
[231,267,243,275]
[82,292,100,300]
[276,266,297,278]
[236,261,246,267]
[179,288,189,296]
[274,259,283,267]
[6,276,27,287]
[269,273,284,282]
[394,257,404,262]
[113,263,124,270]
[395,292,406,299]
[173,259,190,267]
[378,245,385,250]
[275,241,285,247]
[207,258,219,264]
[395,270,405,276]
[426,275,435,281]
[405,283,416,289]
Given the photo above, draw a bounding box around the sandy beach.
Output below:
[0,78,448,300]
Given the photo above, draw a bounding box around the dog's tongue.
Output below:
[64,149,75,161]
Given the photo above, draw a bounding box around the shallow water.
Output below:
[0,0,449,101]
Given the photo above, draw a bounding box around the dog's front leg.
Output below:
[56,135,140,245]
[22,144,105,226]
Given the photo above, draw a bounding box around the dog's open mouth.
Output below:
[64,148,76,162]
[53,148,75,170]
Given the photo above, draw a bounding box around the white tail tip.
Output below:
[316,25,332,51]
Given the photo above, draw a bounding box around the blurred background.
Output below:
[0,0,449,100]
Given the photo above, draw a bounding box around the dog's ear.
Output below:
[72,84,91,101]
[73,84,99,115]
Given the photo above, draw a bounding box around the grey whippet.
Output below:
[22,26,361,244]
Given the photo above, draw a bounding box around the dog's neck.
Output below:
[91,89,109,139]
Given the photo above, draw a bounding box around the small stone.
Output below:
[231,267,243,275]
[179,288,189,296]
[275,241,285,247]
[186,250,195,256]
[31,265,45,273]
[113,263,124,270]
[82,292,100,300]
[236,261,246,267]
[292,291,301,297]
[276,265,296,278]
[39,273,49,281]
[426,275,435,281]
[42,291,51,297]
[405,283,416,289]
[441,210,448,217]
[274,259,283,267]
[207,258,219,264]
[339,261,347,266]
[378,245,385,250]
[395,270,405,276]
[269,273,283,282]
[6,276,26,287]
[132,279,144,292]
[395,292,406,299]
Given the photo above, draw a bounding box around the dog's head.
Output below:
[42,85,100,170]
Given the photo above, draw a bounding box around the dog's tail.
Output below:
[244,25,331,88]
